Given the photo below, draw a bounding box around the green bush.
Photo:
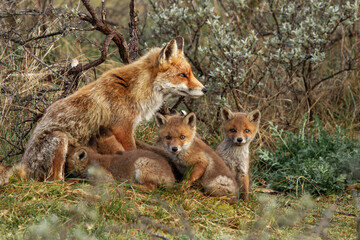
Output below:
[257,115,360,195]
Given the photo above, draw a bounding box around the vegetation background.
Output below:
[0,0,359,239]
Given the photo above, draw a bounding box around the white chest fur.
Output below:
[133,89,165,128]
[217,141,250,176]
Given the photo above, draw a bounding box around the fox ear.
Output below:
[75,149,88,162]
[174,36,184,54]
[221,107,235,121]
[155,113,168,127]
[158,38,178,65]
[99,126,113,138]
[183,112,196,128]
[88,136,98,149]
[248,110,261,125]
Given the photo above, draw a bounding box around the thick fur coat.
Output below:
[17,36,205,182]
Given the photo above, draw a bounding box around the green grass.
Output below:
[0,180,358,239]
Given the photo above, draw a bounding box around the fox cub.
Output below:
[89,126,125,154]
[155,112,238,198]
[216,107,261,202]
[66,128,175,189]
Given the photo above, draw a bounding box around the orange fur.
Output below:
[17,36,205,181]
[216,107,261,202]
[66,146,175,189]
[156,112,238,200]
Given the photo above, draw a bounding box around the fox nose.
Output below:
[171,146,178,152]
[237,138,243,143]
[202,87,207,94]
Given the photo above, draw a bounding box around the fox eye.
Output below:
[179,73,187,78]
[244,129,250,133]
[165,135,171,140]
[180,135,185,140]
[230,128,237,133]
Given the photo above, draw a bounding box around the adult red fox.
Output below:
[155,112,238,200]
[216,107,261,202]
[11,36,206,183]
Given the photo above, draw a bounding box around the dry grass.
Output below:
[0,180,358,239]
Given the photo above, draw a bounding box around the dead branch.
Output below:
[170,97,185,112]
[78,0,130,64]
[0,9,42,17]
[128,0,139,61]
[68,32,115,76]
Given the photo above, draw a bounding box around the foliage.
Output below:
[148,0,360,136]
[257,115,360,195]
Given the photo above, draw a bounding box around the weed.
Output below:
[257,115,360,195]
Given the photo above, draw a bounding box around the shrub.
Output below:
[148,0,360,136]
[257,115,360,195]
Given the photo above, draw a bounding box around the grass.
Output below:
[0,180,358,239]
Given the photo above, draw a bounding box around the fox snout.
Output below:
[168,145,181,154]
[171,146,178,152]
[175,79,206,98]
[232,136,250,146]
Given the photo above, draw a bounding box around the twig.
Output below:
[0,9,42,17]
[310,63,354,91]
[21,46,64,79]
[69,32,115,76]
[170,97,185,112]
[148,232,168,240]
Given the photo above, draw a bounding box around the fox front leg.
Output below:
[111,123,136,150]
[50,131,69,180]
[182,161,208,190]
[238,173,250,202]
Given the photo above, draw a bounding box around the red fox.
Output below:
[15,36,205,182]
[155,112,238,199]
[66,128,175,189]
[89,126,125,154]
[66,147,176,189]
[216,107,261,202]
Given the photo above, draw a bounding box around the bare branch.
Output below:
[170,97,185,112]
[101,0,106,24]
[311,62,354,91]
[0,9,42,17]
[79,0,130,64]
[21,46,64,79]
[70,33,115,75]
[128,0,139,61]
